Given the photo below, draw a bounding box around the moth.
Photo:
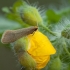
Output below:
[1,26,38,44]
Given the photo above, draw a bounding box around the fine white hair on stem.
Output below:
[51,17,70,37]
[28,1,46,19]
[10,43,17,56]
[26,0,31,6]
[39,6,46,17]
[31,1,39,8]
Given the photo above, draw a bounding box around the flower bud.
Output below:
[61,27,70,39]
[12,0,43,26]
[20,5,43,26]
[49,56,62,70]
[18,52,36,70]
[14,37,36,70]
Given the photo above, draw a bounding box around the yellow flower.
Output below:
[1,26,56,70]
[27,30,56,69]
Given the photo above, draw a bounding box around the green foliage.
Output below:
[61,27,70,39]
[46,9,61,23]
[2,7,11,13]
[1,0,70,70]
[0,16,21,34]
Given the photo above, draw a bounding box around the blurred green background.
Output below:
[0,0,69,70]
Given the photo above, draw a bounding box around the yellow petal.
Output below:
[27,30,56,69]
[31,55,50,69]
[27,30,56,56]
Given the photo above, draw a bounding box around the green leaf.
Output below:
[6,13,29,27]
[60,8,70,16]
[2,7,10,13]
[46,9,61,23]
[12,0,27,12]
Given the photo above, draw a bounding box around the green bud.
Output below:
[61,27,70,39]
[14,37,36,70]
[21,5,43,26]
[18,52,36,70]
[49,56,62,70]
[12,0,43,26]
[14,37,29,52]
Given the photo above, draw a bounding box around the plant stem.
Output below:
[63,40,70,56]
[40,23,57,36]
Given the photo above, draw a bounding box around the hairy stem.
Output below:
[63,40,70,56]
[40,23,57,36]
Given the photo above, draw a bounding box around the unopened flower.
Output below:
[20,5,43,26]
[12,0,43,26]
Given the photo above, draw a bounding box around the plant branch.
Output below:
[63,39,70,56]
[40,23,57,36]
